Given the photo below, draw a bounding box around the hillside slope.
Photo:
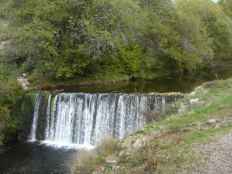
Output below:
[74,78,232,174]
[192,132,232,174]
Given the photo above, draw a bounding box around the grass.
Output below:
[74,78,232,174]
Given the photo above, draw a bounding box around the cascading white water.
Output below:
[45,95,52,139]
[29,92,180,148]
[28,94,41,142]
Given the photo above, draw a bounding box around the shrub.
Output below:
[74,137,120,174]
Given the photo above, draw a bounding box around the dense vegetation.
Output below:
[1,0,232,82]
[0,65,35,144]
[0,65,23,144]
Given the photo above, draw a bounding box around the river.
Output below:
[0,142,77,174]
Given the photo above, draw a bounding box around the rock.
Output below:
[119,151,124,157]
[0,42,6,50]
[0,40,10,50]
[203,81,217,88]
[105,155,118,165]
[179,98,205,113]
[178,103,189,113]
[133,138,146,149]
[190,98,200,105]
[207,119,218,125]
[17,75,30,90]
[190,91,196,96]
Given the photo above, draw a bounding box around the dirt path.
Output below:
[192,132,232,174]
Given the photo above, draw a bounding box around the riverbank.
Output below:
[74,78,232,174]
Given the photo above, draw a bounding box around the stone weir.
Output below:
[28,92,184,147]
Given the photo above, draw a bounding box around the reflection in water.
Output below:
[47,78,203,93]
[0,143,77,174]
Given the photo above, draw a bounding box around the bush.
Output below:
[74,137,120,174]
[0,64,24,144]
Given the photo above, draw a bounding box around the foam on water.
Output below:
[40,140,95,150]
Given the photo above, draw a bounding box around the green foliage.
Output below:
[1,0,232,82]
[0,64,24,144]
[220,0,232,18]
[118,45,143,76]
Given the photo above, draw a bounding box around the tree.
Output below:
[220,0,232,17]
[2,0,232,81]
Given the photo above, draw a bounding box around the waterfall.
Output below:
[29,92,181,148]
[45,95,52,139]
[28,94,41,142]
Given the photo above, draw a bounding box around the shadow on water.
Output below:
[0,143,77,174]
[47,78,203,93]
